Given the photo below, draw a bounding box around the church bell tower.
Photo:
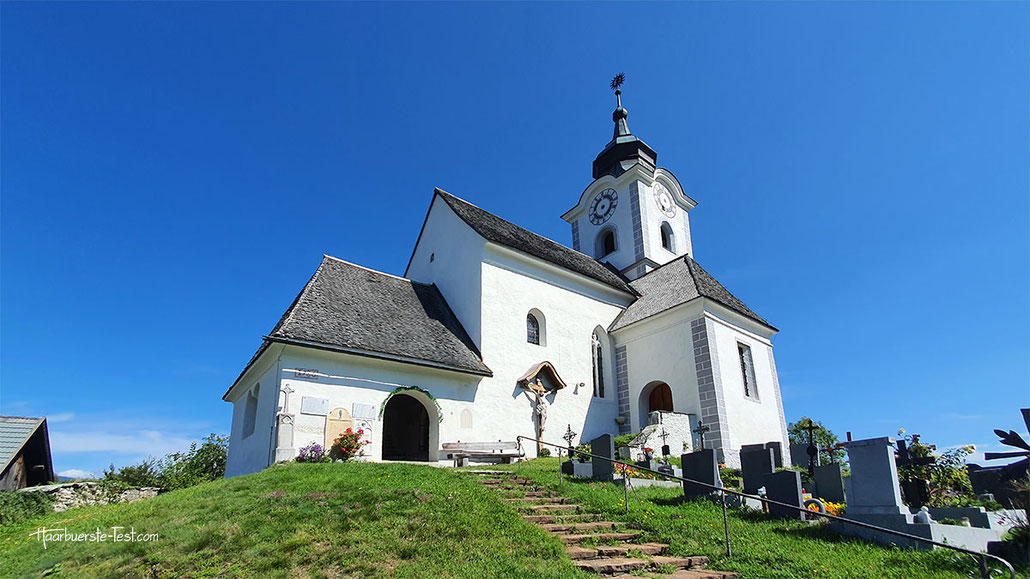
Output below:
[561,80,697,281]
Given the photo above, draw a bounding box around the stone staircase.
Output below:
[473,471,739,578]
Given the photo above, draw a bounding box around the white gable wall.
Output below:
[405,196,488,347]
[225,346,282,478]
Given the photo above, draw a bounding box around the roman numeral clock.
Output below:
[588,187,618,225]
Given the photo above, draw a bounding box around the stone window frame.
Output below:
[591,328,609,399]
[736,343,759,401]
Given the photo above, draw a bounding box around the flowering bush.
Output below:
[329,428,369,461]
[806,500,846,517]
[296,442,330,463]
[615,462,660,480]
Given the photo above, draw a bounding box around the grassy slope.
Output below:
[0,463,585,578]
[475,459,999,579]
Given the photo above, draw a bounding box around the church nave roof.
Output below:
[609,255,775,332]
[264,255,492,377]
[435,189,636,295]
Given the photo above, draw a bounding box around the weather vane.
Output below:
[610,73,625,91]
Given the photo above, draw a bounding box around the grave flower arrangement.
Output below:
[296,442,331,463]
[329,428,369,461]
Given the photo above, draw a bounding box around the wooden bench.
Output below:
[442,441,523,467]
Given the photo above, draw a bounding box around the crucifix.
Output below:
[693,420,710,450]
[801,419,819,476]
[563,424,577,452]
[659,428,671,457]
[278,384,294,414]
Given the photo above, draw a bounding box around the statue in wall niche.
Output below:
[534,388,548,454]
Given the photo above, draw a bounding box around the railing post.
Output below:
[623,466,629,514]
[721,488,732,558]
[558,447,563,485]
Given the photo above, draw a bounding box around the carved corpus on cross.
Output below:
[516,361,568,455]
[693,420,710,450]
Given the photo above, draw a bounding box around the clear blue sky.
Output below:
[2,2,1027,477]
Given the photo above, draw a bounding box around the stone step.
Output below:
[540,521,623,533]
[595,543,667,558]
[663,570,741,579]
[503,496,568,504]
[516,491,552,497]
[520,504,581,512]
[470,470,510,475]
[523,513,598,524]
[574,557,650,574]
[558,531,642,544]
[652,556,710,570]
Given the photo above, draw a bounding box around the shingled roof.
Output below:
[435,189,635,294]
[609,256,774,332]
[226,257,492,397]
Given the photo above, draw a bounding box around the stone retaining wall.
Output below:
[18,482,162,512]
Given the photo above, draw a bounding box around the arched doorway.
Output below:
[382,394,430,461]
[648,383,674,412]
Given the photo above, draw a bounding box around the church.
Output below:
[223,89,790,477]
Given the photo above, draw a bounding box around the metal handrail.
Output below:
[514,435,1015,579]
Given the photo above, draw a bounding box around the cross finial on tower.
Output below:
[609,73,631,139]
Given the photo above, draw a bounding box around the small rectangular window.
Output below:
[737,344,758,399]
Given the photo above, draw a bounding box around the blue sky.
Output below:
[2,2,1027,477]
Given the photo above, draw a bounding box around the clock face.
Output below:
[589,188,618,225]
[653,183,676,217]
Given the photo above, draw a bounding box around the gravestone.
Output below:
[561,460,575,476]
[813,463,846,504]
[842,437,910,524]
[591,434,615,481]
[968,463,1029,508]
[274,414,295,462]
[763,470,805,519]
[741,441,784,468]
[740,446,776,494]
[681,449,722,499]
[789,444,810,469]
[325,407,354,449]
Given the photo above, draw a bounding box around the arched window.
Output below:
[591,331,606,398]
[527,313,541,345]
[242,383,260,438]
[596,228,617,258]
[660,222,675,252]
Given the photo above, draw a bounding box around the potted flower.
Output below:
[643,447,654,461]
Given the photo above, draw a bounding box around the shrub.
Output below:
[296,442,330,463]
[613,433,636,449]
[329,428,368,461]
[538,447,551,458]
[0,491,53,526]
[103,433,228,491]
[574,443,591,462]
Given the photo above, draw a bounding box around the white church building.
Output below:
[223,90,789,477]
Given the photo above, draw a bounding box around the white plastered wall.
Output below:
[225,346,283,478]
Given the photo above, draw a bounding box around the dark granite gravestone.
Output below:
[741,442,784,469]
[635,459,659,472]
[813,463,846,503]
[740,446,776,494]
[790,443,818,470]
[591,434,615,481]
[762,470,805,519]
[561,460,575,475]
[968,463,1029,508]
[681,449,722,499]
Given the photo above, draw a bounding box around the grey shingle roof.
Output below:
[609,256,774,332]
[435,189,635,294]
[266,256,491,377]
[0,416,45,475]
